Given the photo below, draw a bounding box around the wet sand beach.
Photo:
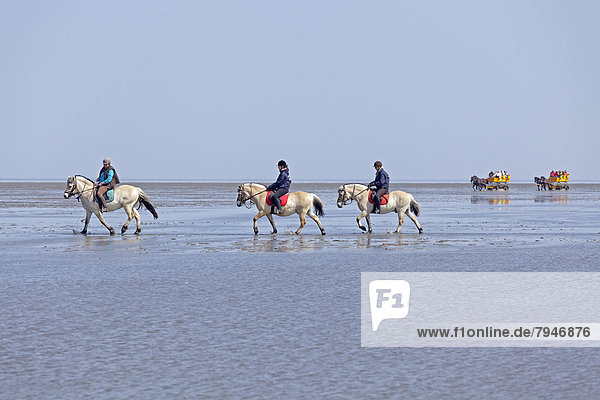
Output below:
[1,182,599,398]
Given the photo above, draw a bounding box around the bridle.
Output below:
[238,183,267,209]
[65,176,96,201]
[339,183,369,205]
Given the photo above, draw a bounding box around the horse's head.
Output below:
[236,184,255,207]
[236,184,245,207]
[471,175,478,183]
[337,185,350,208]
[64,176,77,199]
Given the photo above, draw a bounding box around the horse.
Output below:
[336,183,423,234]
[236,183,326,235]
[64,175,158,235]
[534,176,547,191]
[470,175,488,191]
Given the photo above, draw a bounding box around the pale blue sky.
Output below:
[1,1,598,181]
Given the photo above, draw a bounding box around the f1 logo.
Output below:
[369,280,411,331]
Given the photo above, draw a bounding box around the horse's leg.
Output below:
[266,213,277,234]
[365,213,372,233]
[295,211,307,235]
[395,211,405,234]
[95,212,115,235]
[356,210,368,232]
[133,208,142,234]
[81,210,92,234]
[307,209,326,235]
[405,210,423,234]
[121,205,134,234]
[253,210,265,235]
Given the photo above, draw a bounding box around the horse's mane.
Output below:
[244,182,266,189]
[343,182,367,189]
[75,175,95,183]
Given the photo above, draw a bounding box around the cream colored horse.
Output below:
[236,183,326,235]
[336,183,423,234]
[64,175,158,235]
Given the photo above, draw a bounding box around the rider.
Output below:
[369,161,389,214]
[95,158,120,212]
[267,160,291,214]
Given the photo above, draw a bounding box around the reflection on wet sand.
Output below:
[471,194,510,205]
[534,194,569,203]
[238,233,429,252]
[64,233,143,251]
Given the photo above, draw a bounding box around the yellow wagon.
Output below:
[486,173,510,190]
[547,173,570,190]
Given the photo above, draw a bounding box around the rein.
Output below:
[70,176,97,201]
[76,182,95,201]
[341,183,369,205]
[240,183,267,208]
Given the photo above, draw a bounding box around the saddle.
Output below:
[265,191,289,206]
[368,190,388,205]
[94,188,115,204]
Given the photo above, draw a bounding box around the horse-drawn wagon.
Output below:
[471,172,510,191]
[534,171,569,190]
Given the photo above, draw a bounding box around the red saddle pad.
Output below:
[266,191,289,206]
[368,190,389,205]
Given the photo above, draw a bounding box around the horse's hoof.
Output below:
[134,229,141,235]
[79,230,87,235]
[321,231,326,235]
[271,230,277,235]
[359,226,366,232]
[109,229,115,235]
[121,226,128,234]
[254,229,259,235]
[418,228,423,234]
[368,229,372,233]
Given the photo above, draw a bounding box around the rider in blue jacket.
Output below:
[95,158,119,212]
[267,160,291,214]
[369,161,389,213]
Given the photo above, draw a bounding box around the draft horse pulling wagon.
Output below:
[471,172,510,191]
[534,172,570,191]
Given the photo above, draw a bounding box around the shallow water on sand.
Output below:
[1,182,600,398]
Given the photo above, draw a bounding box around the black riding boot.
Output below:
[373,196,380,213]
[99,197,108,212]
[272,195,282,214]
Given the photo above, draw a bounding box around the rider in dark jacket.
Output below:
[369,161,389,213]
[267,160,291,214]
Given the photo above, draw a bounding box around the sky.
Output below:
[1,1,598,182]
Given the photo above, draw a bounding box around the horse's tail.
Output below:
[410,195,420,217]
[137,189,159,219]
[312,195,325,217]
